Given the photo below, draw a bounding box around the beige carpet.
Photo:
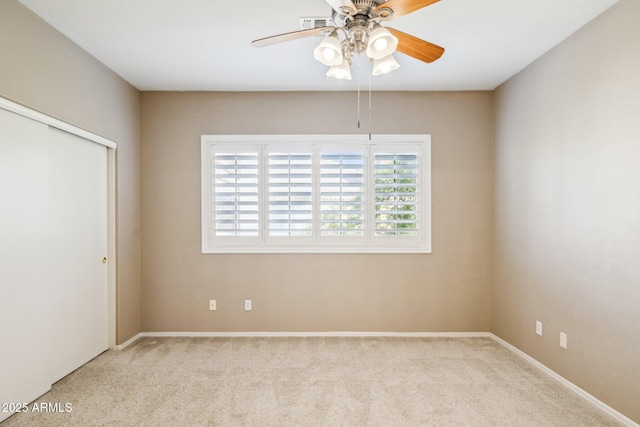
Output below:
[3,337,623,426]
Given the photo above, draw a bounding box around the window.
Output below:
[201,135,430,253]
[267,149,313,240]
[320,149,365,238]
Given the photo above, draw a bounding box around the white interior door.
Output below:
[0,108,52,421]
[47,127,108,384]
[0,107,109,421]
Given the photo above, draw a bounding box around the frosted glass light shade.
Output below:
[326,60,352,80]
[366,26,398,60]
[314,36,343,66]
[372,54,400,76]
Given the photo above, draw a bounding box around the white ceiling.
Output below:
[18,0,619,92]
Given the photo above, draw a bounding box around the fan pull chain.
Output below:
[368,67,372,140]
[357,56,361,129]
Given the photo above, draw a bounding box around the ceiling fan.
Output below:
[251,0,445,80]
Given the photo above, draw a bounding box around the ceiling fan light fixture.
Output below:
[372,54,400,76]
[366,25,398,60]
[252,0,447,82]
[326,60,352,80]
[313,34,343,66]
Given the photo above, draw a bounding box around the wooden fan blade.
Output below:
[326,0,358,15]
[375,0,440,20]
[251,27,334,48]
[388,27,444,63]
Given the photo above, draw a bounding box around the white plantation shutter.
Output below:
[371,143,425,246]
[320,150,365,238]
[202,135,430,253]
[213,151,260,237]
[267,149,313,239]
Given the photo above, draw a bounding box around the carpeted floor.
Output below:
[2,337,624,426]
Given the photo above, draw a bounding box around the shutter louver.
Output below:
[213,152,259,236]
[374,152,419,236]
[268,152,313,236]
[320,152,365,236]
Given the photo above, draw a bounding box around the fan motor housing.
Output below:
[332,0,386,27]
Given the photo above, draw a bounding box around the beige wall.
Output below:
[0,0,142,344]
[493,0,640,422]
[141,91,493,332]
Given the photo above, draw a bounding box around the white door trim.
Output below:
[0,98,116,149]
[0,96,118,350]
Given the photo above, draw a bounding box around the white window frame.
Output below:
[201,135,431,254]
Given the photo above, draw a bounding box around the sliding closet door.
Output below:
[48,127,108,384]
[0,108,52,420]
[0,107,109,422]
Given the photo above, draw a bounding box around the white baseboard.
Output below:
[112,330,637,426]
[489,334,639,427]
[115,331,490,347]
[114,332,143,350]
[139,331,492,338]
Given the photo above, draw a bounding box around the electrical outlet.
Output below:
[209,300,216,311]
[536,321,543,336]
[244,300,252,311]
[560,332,567,349]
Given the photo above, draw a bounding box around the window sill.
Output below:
[201,245,431,254]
